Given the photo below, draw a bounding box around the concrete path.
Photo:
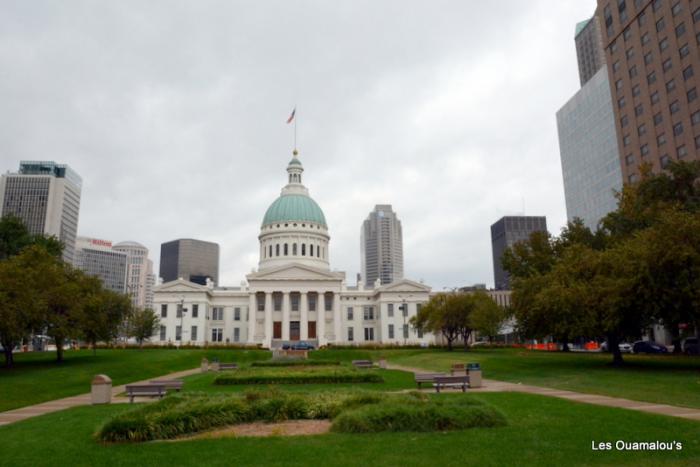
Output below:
[0,367,200,427]
[387,363,700,421]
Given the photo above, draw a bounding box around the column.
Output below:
[264,293,273,348]
[317,292,326,347]
[282,292,290,341]
[300,292,309,340]
[247,293,256,344]
[333,292,341,344]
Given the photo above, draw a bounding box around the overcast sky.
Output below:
[1,0,597,289]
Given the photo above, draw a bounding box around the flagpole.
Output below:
[294,106,297,152]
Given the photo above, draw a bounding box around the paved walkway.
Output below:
[387,363,700,421]
[0,367,200,427]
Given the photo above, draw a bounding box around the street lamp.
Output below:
[178,297,188,348]
[398,294,413,346]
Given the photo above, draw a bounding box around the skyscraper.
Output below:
[74,237,128,294]
[113,241,156,310]
[361,205,404,286]
[159,238,220,285]
[0,161,82,264]
[491,216,548,290]
[557,15,624,229]
[597,0,700,181]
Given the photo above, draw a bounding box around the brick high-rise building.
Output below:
[597,0,700,183]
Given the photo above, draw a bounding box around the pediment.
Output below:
[155,279,211,293]
[247,263,344,282]
[376,279,432,294]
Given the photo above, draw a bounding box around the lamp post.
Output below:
[398,294,413,346]
[178,297,188,348]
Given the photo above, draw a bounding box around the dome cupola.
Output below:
[258,151,330,270]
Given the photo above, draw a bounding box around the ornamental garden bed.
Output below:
[96,391,507,442]
[213,368,383,385]
[250,360,341,367]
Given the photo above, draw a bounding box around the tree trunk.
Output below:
[92,339,97,356]
[56,337,64,362]
[561,336,570,352]
[447,337,454,351]
[3,346,13,368]
[670,326,682,354]
[607,333,624,366]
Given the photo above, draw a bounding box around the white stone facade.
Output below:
[153,152,433,348]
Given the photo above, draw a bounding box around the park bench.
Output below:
[219,362,239,370]
[126,384,166,403]
[150,379,184,392]
[450,363,467,375]
[414,373,447,389]
[352,360,374,369]
[433,375,470,393]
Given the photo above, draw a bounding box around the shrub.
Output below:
[213,368,384,385]
[251,360,341,367]
[331,399,507,433]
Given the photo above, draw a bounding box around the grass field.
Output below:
[0,348,270,412]
[381,347,700,409]
[0,392,698,466]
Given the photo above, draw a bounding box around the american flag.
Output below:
[286,107,296,124]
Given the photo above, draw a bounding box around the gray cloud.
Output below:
[0,0,597,288]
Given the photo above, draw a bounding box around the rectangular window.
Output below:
[641,32,650,44]
[613,60,621,72]
[656,17,665,32]
[651,91,660,104]
[417,304,422,313]
[683,65,694,80]
[402,304,408,317]
[653,0,662,12]
[388,303,394,317]
[629,65,638,78]
[234,307,241,321]
[680,43,690,58]
[192,304,198,318]
[212,307,224,321]
[677,145,688,158]
[347,327,354,341]
[324,293,333,312]
[364,327,375,341]
[626,47,634,59]
[657,133,667,146]
[688,88,697,102]
[347,306,354,320]
[629,173,639,183]
[666,79,676,92]
[403,324,409,339]
[644,53,653,65]
[233,328,240,342]
[641,144,650,156]
[257,293,265,311]
[648,71,657,84]
[212,328,223,342]
[654,113,663,125]
[670,100,680,113]
[176,325,182,341]
[635,104,643,116]
[191,325,197,341]
[388,324,395,339]
[626,154,635,165]
[291,293,299,311]
[638,124,646,136]
[308,293,317,311]
[176,303,183,318]
[692,111,700,125]
[618,96,626,108]
[676,22,686,38]
[660,37,669,51]
[274,293,282,311]
[161,304,167,318]
[673,122,684,136]
[159,325,166,341]
[662,58,673,72]
[623,134,631,146]
[672,2,682,16]
[363,306,375,321]
[621,115,629,127]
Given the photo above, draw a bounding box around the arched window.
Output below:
[310,244,314,257]
[269,245,272,258]
[284,243,288,256]
[301,244,306,256]
[322,247,325,258]
[317,245,321,258]
[293,243,297,255]
[275,244,280,256]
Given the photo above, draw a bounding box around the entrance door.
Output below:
[290,321,300,341]
[308,321,317,339]
[273,321,282,339]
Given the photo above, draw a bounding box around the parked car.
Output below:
[599,342,633,353]
[632,340,668,354]
[291,341,315,351]
[682,337,699,356]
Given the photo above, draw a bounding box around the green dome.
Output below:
[288,157,303,166]
[262,194,327,227]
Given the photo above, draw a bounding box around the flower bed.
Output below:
[251,360,341,367]
[213,368,383,385]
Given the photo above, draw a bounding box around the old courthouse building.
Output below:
[153,151,432,347]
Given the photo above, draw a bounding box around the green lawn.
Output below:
[0,392,697,467]
[383,347,700,408]
[0,348,270,412]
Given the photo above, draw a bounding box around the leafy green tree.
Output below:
[42,264,88,362]
[79,284,132,355]
[0,215,63,260]
[411,292,475,351]
[128,308,160,347]
[0,246,56,367]
[469,291,507,344]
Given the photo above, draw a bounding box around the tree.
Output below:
[42,264,88,362]
[469,291,507,344]
[0,246,55,367]
[411,292,475,351]
[0,214,63,260]
[128,308,160,347]
[79,285,132,355]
